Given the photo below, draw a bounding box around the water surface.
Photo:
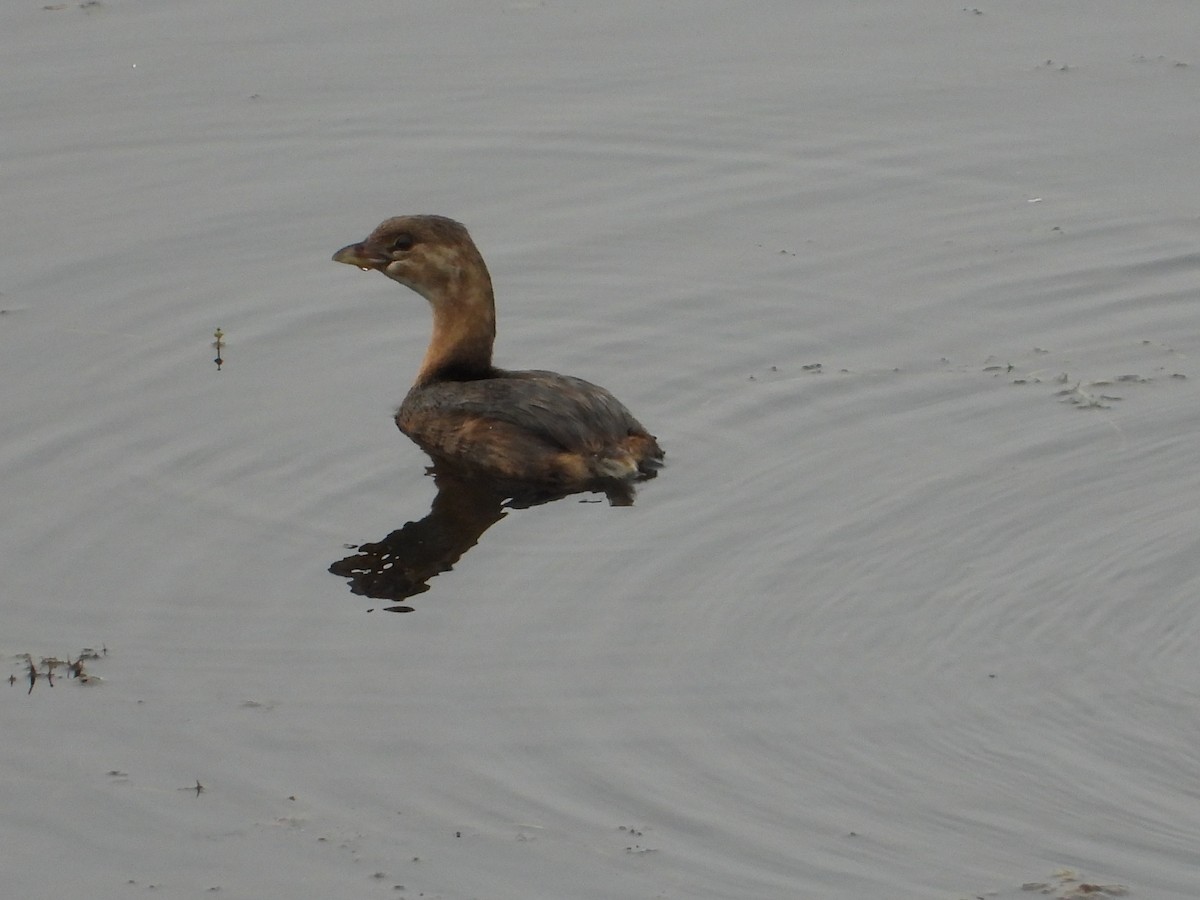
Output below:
[4,3,1199,898]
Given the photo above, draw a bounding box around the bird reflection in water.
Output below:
[329,462,646,612]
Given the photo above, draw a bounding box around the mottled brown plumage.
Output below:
[333,215,663,484]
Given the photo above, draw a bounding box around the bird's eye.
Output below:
[390,234,416,253]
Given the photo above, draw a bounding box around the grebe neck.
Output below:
[415,259,497,385]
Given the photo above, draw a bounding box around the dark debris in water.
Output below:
[961,868,1129,900]
[10,646,107,693]
[1019,869,1129,898]
[982,339,1189,410]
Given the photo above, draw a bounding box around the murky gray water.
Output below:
[4,3,1199,898]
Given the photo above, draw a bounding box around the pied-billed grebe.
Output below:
[332,215,663,485]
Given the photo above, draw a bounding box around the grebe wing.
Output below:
[403,370,649,452]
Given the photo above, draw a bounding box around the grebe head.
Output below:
[332,215,491,307]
